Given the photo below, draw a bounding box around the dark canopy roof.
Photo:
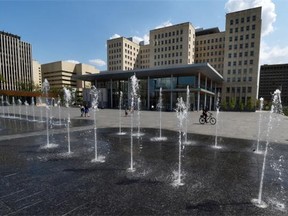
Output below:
[74,63,223,83]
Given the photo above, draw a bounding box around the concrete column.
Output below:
[204,93,207,109]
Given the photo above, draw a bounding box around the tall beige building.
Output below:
[222,7,262,106]
[107,37,140,71]
[195,28,225,76]
[0,31,32,91]
[106,7,262,106]
[41,61,99,93]
[32,60,42,89]
[150,22,195,68]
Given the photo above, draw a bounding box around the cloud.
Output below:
[155,20,173,29]
[109,34,121,39]
[260,41,288,65]
[225,0,276,36]
[66,60,80,64]
[89,59,106,67]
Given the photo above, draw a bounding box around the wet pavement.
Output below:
[1,123,288,215]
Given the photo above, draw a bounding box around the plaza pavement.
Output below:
[1,107,288,144]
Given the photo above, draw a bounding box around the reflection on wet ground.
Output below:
[0,127,287,215]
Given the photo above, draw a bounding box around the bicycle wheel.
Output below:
[210,117,216,125]
[199,117,205,124]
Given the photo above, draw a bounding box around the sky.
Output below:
[0,0,288,71]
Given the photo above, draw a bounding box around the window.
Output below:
[226,87,230,93]
[247,16,250,22]
[249,60,253,65]
[230,20,234,25]
[252,24,256,30]
[248,87,252,93]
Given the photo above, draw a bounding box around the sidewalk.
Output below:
[69,108,288,144]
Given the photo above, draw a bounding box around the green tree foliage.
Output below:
[229,97,236,110]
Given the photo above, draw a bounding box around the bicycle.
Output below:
[199,112,216,125]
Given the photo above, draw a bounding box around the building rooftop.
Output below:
[74,63,224,83]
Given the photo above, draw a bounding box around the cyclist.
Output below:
[202,106,209,123]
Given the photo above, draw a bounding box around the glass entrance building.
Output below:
[76,63,223,111]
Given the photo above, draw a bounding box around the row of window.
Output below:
[154,29,184,39]
[226,76,253,82]
[196,44,224,51]
[228,42,255,50]
[154,59,183,66]
[108,42,121,48]
[109,48,121,54]
[196,37,225,45]
[154,52,183,59]
[154,44,188,52]
[227,59,254,66]
[229,33,256,42]
[229,24,257,33]
[226,86,252,94]
[154,37,186,45]
[228,51,254,58]
[195,51,223,57]
[229,15,257,25]
[227,68,253,74]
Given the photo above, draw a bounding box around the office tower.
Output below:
[259,64,288,106]
[222,7,262,106]
[107,37,140,71]
[106,7,262,106]
[195,28,225,76]
[32,60,42,89]
[0,31,32,91]
[149,22,195,68]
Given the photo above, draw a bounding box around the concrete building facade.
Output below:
[106,7,262,107]
[222,7,262,106]
[41,61,99,93]
[259,64,288,106]
[32,60,42,89]
[0,31,32,91]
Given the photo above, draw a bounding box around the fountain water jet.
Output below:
[173,97,187,186]
[213,92,222,149]
[63,87,72,154]
[117,91,126,135]
[252,89,283,208]
[41,79,58,149]
[17,99,22,119]
[134,97,144,137]
[90,86,105,163]
[5,96,10,117]
[151,87,167,141]
[24,100,29,120]
[183,86,192,145]
[12,97,16,118]
[128,75,139,172]
[37,97,45,122]
[1,95,4,117]
[30,97,36,122]
[255,97,264,154]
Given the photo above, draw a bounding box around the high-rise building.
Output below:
[0,31,32,91]
[222,7,262,106]
[107,37,140,71]
[32,60,42,89]
[259,63,288,106]
[106,7,262,106]
[150,22,195,68]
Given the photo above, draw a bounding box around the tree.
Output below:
[229,97,236,110]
